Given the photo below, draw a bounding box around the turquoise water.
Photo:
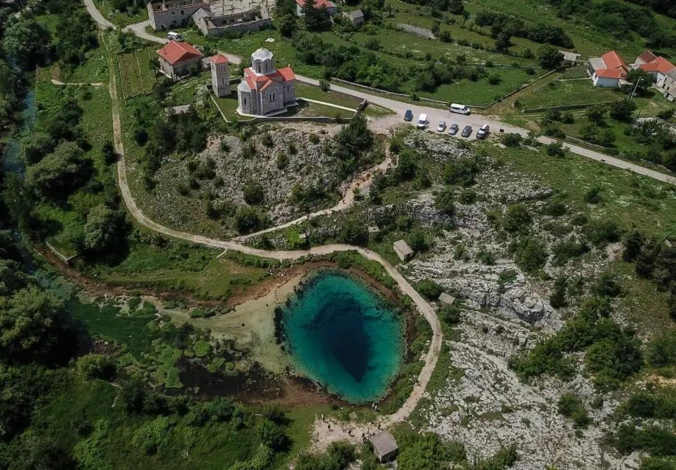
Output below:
[281,270,404,403]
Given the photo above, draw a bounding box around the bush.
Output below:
[408,230,429,252]
[338,217,368,245]
[243,181,265,205]
[435,188,455,215]
[511,237,548,274]
[439,305,461,324]
[550,277,567,308]
[444,159,479,186]
[546,141,566,157]
[416,279,443,300]
[503,204,532,233]
[558,393,591,428]
[235,206,266,234]
[257,419,289,451]
[76,354,116,381]
[500,133,522,147]
[584,187,602,204]
[583,220,621,247]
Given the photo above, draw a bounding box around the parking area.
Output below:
[402,108,500,140]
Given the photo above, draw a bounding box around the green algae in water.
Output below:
[281,270,404,403]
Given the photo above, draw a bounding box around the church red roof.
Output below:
[211,54,228,65]
[243,66,295,91]
[158,41,203,65]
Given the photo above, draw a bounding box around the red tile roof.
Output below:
[601,51,628,71]
[211,54,228,65]
[243,66,295,91]
[638,51,658,63]
[158,41,203,65]
[295,0,335,8]
[278,67,295,81]
[596,68,627,79]
[639,56,676,75]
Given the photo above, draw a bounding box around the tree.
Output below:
[303,0,332,31]
[501,133,522,147]
[76,354,117,380]
[279,14,298,37]
[3,18,51,69]
[546,141,566,157]
[235,206,265,234]
[623,230,645,262]
[333,114,373,175]
[609,100,637,121]
[550,277,568,308]
[257,419,289,451]
[494,32,512,52]
[585,105,607,126]
[627,68,654,95]
[243,181,265,205]
[394,150,417,182]
[81,204,126,256]
[435,188,455,215]
[338,217,368,245]
[0,287,70,363]
[503,204,532,232]
[408,230,429,252]
[25,142,93,200]
[537,45,563,70]
[21,132,55,165]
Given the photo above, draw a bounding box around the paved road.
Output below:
[98,13,676,186]
[84,0,115,29]
[94,17,442,429]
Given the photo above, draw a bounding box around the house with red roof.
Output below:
[634,52,676,88]
[588,51,629,88]
[157,40,204,80]
[295,0,337,17]
[237,48,297,116]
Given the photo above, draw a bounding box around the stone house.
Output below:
[237,48,297,116]
[192,6,272,36]
[662,69,676,102]
[157,40,204,80]
[147,0,210,30]
[393,239,414,262]
[368,431,398,463]
[344,9,364,27]
[634,52,676,88]
[295,0,337,16]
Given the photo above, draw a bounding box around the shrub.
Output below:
[503,205,532,233]
[235,206,266,234]
[338,217,368,245]
[243,181,265,205]
[76,354,116,381]
[434,188,455,215]
[458,189,477,204]
[444,159,479,186]
[583,220,621,247]
[500,133,522,147]
[558,393,591,428]
[416,279,443,300]
[584,187,603,204]
[546,141,566,157]
[408,230,429,252]
[543,201,567,217]
[550,277,567,308]
[511,237,548,274]
[440,305,461,324]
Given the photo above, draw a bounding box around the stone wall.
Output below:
[148,0,210,30]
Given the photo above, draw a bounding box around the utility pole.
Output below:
[629,77,642,100]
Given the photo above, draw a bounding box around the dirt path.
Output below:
[96,24,442,438]
[51,79,106,87]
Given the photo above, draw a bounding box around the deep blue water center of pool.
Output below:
[281,270,404,403]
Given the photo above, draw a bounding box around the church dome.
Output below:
[251,48,274,62]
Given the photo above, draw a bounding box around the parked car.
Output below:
[461,125,472,138]
[449,123,459,135]
[477,124,490,139]
[404,109,413,121]
[167,31,184,42]
[416,113,428,129]
[450,103,471,115]
[437,121,446,132]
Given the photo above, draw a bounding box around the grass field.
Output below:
[33,76,113,258]
[119,47,157,98]
[95,0,148,26]
[89,243,270,300]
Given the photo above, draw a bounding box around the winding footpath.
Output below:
[98,16,442,431]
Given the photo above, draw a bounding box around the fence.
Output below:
[242,116,354,125]
[521,101,616,114]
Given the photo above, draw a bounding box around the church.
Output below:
[237,48,297,116]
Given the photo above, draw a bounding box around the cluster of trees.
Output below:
[510,295,643,390]
[474,10,574,48]
[545,0,674,47]
[399,0,466,15]
[332,113,374,176]
[622,230,676,320]
[625,118,676,172]
[626,0,676,19]
[410,58,490,93]
[292,32,404,92]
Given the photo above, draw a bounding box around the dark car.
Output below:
[449,123,459,135]
[477,124,490,139]
[404,109,413,121]
[461,125,472,138]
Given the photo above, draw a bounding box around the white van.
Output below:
[167,31,184,42]
[416,113,428,129]
[450,103,471,115]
